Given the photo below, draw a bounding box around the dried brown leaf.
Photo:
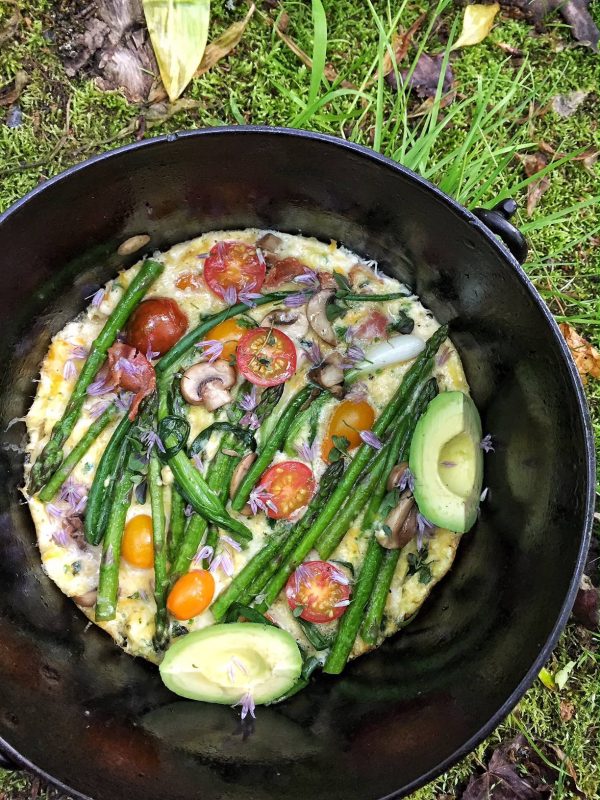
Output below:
[559,323,600,383]
[462,736,551,800]
[559,700,575,722]
[376,13,426,82]
[0,70,28,108]
[387,53,453,98]
[515,152,550,215]
[0,4,20,46]
[572,574,599,630]
[496,41,524,56]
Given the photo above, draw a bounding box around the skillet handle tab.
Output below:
[473,199,528,264]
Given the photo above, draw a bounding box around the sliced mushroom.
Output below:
[387,461,409,492]
[375,491,417,550]
[307,289,336,346]
[256,232,283,253]
[261,308,308,340]
[230,453,257,500]
[72,589,97,607]
[117,234,151,256]
[181,360,236,412]
[309,351,345,398]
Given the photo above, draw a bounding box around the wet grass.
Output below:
[1,0,599,797]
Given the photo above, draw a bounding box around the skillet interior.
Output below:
[0,128,593,800]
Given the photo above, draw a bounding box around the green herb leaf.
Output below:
[388,311,415,335]
[333,272,352,293]
[189,421,256,457]
[326,302,347,322]
[157,415,191,459]
[292,605,305,618]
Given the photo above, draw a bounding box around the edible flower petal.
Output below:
[359,430,383,450]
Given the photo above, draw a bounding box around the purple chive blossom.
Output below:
[480,487,490,503]
[87,376,114,396]
[284,292,310,308]
[346,344,365,364]
[86,288,105,308]
[239,289,262,308]
[233,690,256,720]
[223,286,238,306]
[293,562,313,594]
[140,429,165,455]
[346,381,368,402]
[359,430,383,450]
[59,478,86,508]
[196,251,209,260]
[138,588,150,603]
[296,440,317,462]
[441,460,457,468]
[241,411,260,430]
[334,598,351,608]
[47,503,66,519]
[256,248,266,267]
[249,486,278,516]
[416,513,435,550]
[89,397,115,418]
[303,340,323,366]
[69,345,88,360]
[396,467,415,492]
[331,568,350,586]
[192,452,205,473]
[220,534,242,553]
[145,345,160,361]
[184,504,194,517]
[117,357,141,378]
[195,339,224,363]
[480,434,495,453]
[52,529,71,548]
[63,360,77,380]
[239,386,259,412]
[115,392,132,413]
[294,268,320,290]
[345,325,358,343]
[192,545,214,566]
[210,551,235,578]
[436,347,451,367]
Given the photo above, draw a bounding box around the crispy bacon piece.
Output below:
[107,343,156,420]
[263,256,309,289]
[354,310,389,342]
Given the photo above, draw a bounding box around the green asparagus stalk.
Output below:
[323,535,384,674]
[38,404,117,503]
[231,385,317,512]
[84,414,134,545]
[95,437,135,622]
[168,487,187,561]
[283,392,331,457]
[148,452,169,648]
[29,259,164,493]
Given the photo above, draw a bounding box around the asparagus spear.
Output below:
[29,258,164,493]
[168,487,187,561]
[38,404,117,503]
[148,452,169,648]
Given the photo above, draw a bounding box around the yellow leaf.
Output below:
[451,3,500,51]
[143,0,211,103]
[196,3,255,77]
[559,323,600,384]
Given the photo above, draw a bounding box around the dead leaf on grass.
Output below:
[496,41,524,56]
[387,53,453,98]
[559,323,600,383]
[0,3,20,46]
[516,152,550,215]
[0,70,28,108]
[375,13,426,83]
[462,735,552,800]
[551,90,588,117]
[451,3,500,50]
[572,574,599,630]
[559,700,575,722]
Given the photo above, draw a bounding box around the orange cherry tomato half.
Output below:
[122,514,154,569]
[206,317,251,363]
[175,271,204,291]
[236,327,297,386]
[203,241,266,300]
[258,461,315,519]
[286,561,351,623]
[321,399,376,462]
[126,297,188,356]
[167,570,215,621]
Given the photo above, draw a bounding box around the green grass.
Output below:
[1,0,599,797]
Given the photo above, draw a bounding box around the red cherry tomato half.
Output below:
[203,241,266,300]
[258,461,315,520]
[126,297,188,356]
[236,327,297,386]
[286,561,351,623]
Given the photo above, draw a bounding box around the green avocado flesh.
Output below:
[159,623,303,705]
[409,391,483,534]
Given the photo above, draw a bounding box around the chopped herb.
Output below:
[128,591,141,600]
[333,272,352,293]
[328,435,350,462]
[326,302,347,323]
[236,316,257,329]
[292,605,305,618]
[407,547,433,585]
[388,311,415,335]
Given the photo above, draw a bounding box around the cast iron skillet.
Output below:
[0,127,594,800]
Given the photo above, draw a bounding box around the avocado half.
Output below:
[409,391,484,534]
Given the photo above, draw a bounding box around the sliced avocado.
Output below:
[159,623,302,705]
[409,391,483,534]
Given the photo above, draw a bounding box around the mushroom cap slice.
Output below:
[307,289,336,346]
[260,309,308,341]
[181,360,236,410]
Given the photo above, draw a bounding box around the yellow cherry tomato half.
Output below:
[167,570,215,620]
[122,514,154,569]
[206,317,250,363]
[322,399,376,462]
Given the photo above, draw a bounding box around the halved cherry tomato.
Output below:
[167,570,215,620]
[121,514,154,569]
[354,310,389,342]
[126,297,188,356]
[286,561,351,623]
[321,399,375,461]
[258,461,315,519]
[263,257,308,289]
[203,241,265,300]
[206,317,251,363]
[236,327,297,386]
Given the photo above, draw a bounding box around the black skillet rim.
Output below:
[0,126,595,800]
